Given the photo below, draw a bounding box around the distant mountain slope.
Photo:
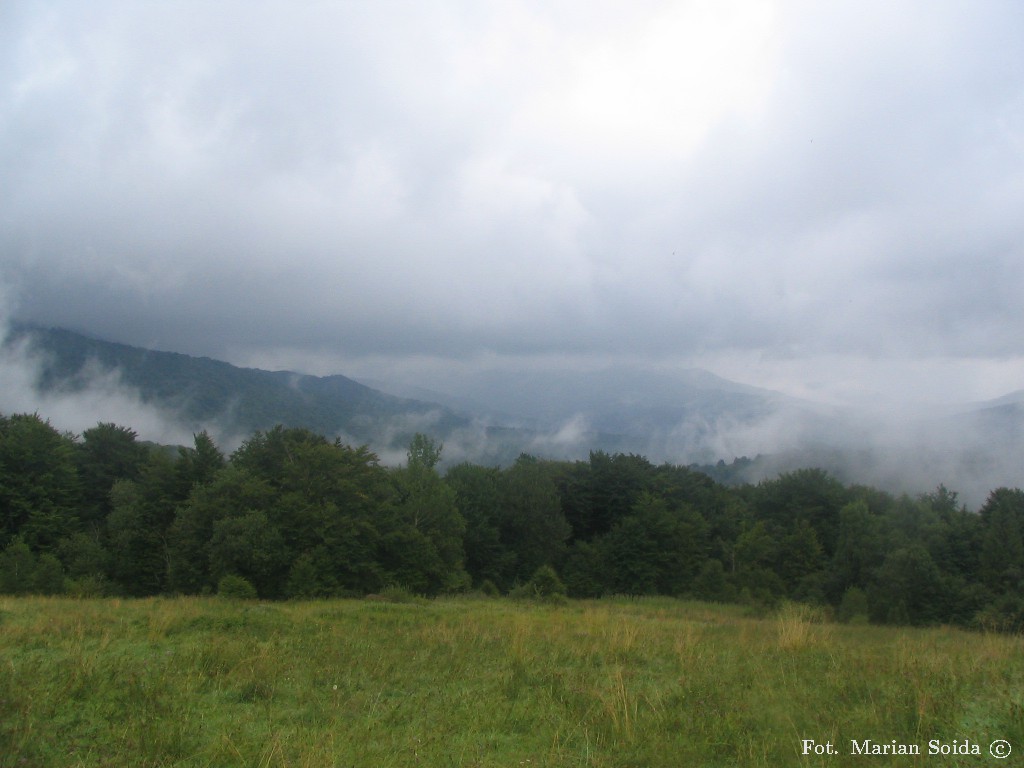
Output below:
[1,323,848,463]
[3,324,836,466]
[6,324,1020,505]
[368,364,844,464]
[370,365,793,428]
[4,324,470,448]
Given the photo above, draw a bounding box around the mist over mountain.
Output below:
[701,401,1024,509]
[4,324,830,463]
[2,324,472,459]
[3,324,1021,507]
[362,364,844,462]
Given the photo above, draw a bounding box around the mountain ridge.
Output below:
[4,323,470,449]
[4,323,1022,506]
[3,323,817,465]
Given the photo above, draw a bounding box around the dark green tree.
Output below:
[869,545,948,625]
[0,537,37,594]
[445,462,513,588]
[385,435,468,594]
[498,455,571,585]
[836,586,869,623]
[104,450,188,595]
[751,468,847,557]
[209,510,289,599]
[602,493,708,595]
[924,487,981,581]
[825,500,887,603]
[76,423,148,528]
[105,480,162,595]
[778,518,826,600]
[378,526,446,594]
[732,521,784,599]
[58,531,110,594]
[561,540,606,597]
[978,488,1024,596]
[285,552,322,598]
[0,413,80,551]
[167,466,276,594]
[583,451,653,538]
[692,558,732,602]
[233,428,386,541]
[547,460,592,543]
[33,553,65,594]
[176,431,225,490]
[228,426,392,594]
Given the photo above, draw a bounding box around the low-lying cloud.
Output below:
[0,326,197,446]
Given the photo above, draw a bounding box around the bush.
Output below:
[692,558,731,603]
[33,554,66,595]
[0,538,36,594]
[285,554,321,599]
[837,586,869,624]
[739,587,781,617]
[510,565,567,603]
[366,584,427,604]
[66,574,111,598]
[218,574,258,600]
[973,594,1024,633]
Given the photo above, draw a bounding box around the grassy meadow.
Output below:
[1,596,1022,767]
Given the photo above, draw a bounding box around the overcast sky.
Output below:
[3,0,1023,409]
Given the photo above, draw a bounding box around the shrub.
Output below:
[66,574,111,598]
[837,586,869,624]
[510,565,567,603]
[285,554,321,599]
[0,538,36,594]
[973,594,1024,633]
[374,584,426,604]
[33,554,66,595]
[218,574,258,600]
[692,558,731,603]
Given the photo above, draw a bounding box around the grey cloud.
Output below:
[0,323,199,445]
[2,1,1023,406]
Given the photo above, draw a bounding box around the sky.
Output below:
[3,0,1024,411]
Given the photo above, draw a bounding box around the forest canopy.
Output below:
[1,411,1022,631]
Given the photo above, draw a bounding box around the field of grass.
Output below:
[1,595,1022,767]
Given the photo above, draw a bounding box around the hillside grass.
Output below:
[1,596,1022,767]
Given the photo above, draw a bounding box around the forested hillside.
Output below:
[2,410,1022,631]
[5,324,471,448]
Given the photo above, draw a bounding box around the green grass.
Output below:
[1,596,1021,767]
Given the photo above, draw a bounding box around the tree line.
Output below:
[1,411,1022,630]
